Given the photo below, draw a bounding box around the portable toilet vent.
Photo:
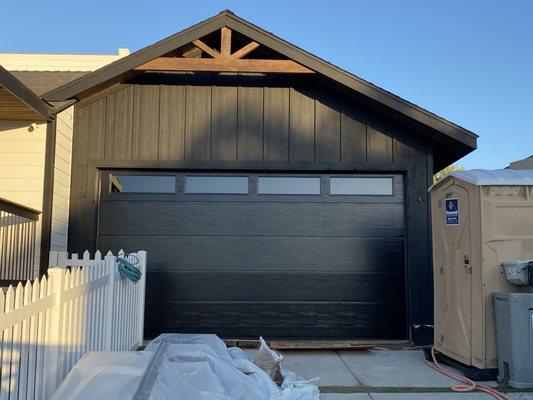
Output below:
[429,169,533,371]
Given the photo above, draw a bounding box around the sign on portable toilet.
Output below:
[444,198,459,225]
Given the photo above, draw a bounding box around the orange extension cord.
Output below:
[425,346,509,400]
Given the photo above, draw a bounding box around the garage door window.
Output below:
[258,177,320,195]
[185,176,249,194]
[330,177,393,195]
[110,175,176,193]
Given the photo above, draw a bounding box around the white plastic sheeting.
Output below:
[51,334,319,400]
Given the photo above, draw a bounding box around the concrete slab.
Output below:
[279,350,360,387]
[320,394,371,400]
[508,394,533,400]
[339,349,465,388]
[370,393,532,399]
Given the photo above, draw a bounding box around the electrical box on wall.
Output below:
[429,169,533,370]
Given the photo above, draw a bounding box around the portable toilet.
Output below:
[429,169,533,370]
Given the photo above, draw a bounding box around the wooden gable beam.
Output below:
[192,39,222,59]
[190,27,260,61]
[182,46,202,58]
[221,27,232,58]
[230,41,260,59]
[137,26,313,74]
[134,57,315,73]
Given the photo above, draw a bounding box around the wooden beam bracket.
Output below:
[192,39,222,59]
[135,58,314,74]
[221,27,232,58]
[230,41,260,60]
[141,27,314,74]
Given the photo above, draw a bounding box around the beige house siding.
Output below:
[0,120,47,273]
[0,50,128,270]
[0,49,130,72]
[50,107,74,252]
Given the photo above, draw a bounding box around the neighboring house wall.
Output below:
[0,120,47,272]
[0,49,130,72]
[50,107,74,252]
[0,49,129,267]
[509,156,533,169]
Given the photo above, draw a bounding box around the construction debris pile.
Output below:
[51,334,319,400]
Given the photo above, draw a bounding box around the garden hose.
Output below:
[425,347,509,400]
[117,255,142,283]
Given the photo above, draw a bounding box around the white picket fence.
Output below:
[0,249,147,400]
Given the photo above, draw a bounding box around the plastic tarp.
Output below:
[51,334,319,400]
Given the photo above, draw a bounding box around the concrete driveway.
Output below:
[250,348,533,399]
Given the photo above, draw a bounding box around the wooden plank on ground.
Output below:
[221,339,410,350]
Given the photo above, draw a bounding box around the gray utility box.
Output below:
[494,291,533,388]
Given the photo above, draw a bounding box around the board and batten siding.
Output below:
[0,120,46,272]
[50,107,74,252]
[72,83,427,164]
[70,78,434,342]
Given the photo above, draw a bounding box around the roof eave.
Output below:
[0,65,52,121]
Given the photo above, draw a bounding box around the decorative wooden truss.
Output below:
[134,27,314,74]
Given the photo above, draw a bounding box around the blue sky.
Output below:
[2,1,532,169]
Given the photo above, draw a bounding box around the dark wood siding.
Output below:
[264,87,289,162]
[159,85,185,160]
[238,87,263,161]
[73,82,430,166]
[185,85,211,161]
[69,75,434,343]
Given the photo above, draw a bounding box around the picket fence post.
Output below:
[137,251,147,348]
[44,268,66,398]
[103,252,116,351]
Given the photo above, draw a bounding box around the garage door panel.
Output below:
[99,235,405,272]
[99,171,407,339]
[146,271,406,303]
[144,301,406,339]
[99,201,404,238]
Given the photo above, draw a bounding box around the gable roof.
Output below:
[0,65,51,121]
[42,10,478,168]
[11,71,88,96]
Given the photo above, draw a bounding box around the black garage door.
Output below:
[98,172,406,339]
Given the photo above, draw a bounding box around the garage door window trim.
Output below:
[330,177,394,196]
[109,174,177,194]
[257,177,321,195]
[185,175,249,194]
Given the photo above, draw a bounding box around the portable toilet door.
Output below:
[431,176,475,366]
